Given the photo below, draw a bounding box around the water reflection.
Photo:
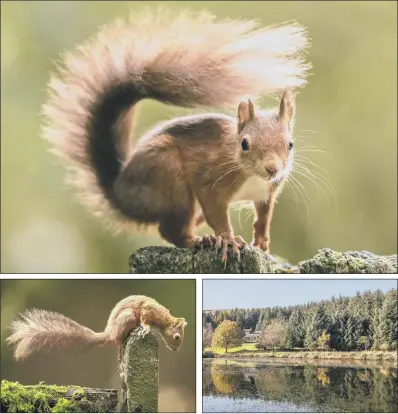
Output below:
[203,359,398,412]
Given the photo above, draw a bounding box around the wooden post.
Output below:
[119,329,159,413]
[129,246,274,273]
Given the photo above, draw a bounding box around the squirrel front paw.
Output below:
[135,324,150,338]
[216,233,247,263]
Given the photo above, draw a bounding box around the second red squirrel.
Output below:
[6,295,187,360]
[42,8,311,261]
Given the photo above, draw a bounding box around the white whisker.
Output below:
[288,174,313,225]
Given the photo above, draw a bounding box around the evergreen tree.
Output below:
[203,312,212,327]
[283,309,305,349]
[282,326,295,350]
[256,310,265,331]
[371,308,383,350]
[344,315,360,351]
[236,312,245,329]
[329,312,344,350]
[263,308,272,330]
[230,307,237,322]
[251,308,261,330]
[377,289,398,350]
[304,306,328,349]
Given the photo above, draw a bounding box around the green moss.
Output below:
[51,398,81,413]
[32,392,50,412]
[300,249,397,274]
[1,380,87,413]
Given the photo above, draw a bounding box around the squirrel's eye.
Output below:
[174,333,181,341]
[288,142,294,150]
[241,138,249,151]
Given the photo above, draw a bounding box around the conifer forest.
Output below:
[203,288,397,351]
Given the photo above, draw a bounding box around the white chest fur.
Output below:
[231,175,270,203]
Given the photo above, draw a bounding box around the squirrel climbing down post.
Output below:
[42,7,311,262]
[6,295,187,360]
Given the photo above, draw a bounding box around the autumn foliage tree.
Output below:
[258,319,287,351]
[316,330,331,350]
[212,320,243,352]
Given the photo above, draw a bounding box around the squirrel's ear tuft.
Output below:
[279,89,295,130]
[237,99,255,133]
[176,318,187,328]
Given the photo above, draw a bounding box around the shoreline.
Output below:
[204,357,398,370]
[204,350,397,362]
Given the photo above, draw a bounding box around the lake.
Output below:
[203,358,398,412]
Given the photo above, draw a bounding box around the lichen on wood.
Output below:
[129,245,274,273]
[0,380,118,413]
[299,249,397,274]
[119,328,159,413]
[129,246,397,274]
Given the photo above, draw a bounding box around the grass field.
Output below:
[205,343,304,354]
[205,343,258,354]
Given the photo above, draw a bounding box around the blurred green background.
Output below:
[0,279,196,412]
[1,1,397,273]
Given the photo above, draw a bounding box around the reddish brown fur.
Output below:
[41,7,310,257]
[6,295,187,360]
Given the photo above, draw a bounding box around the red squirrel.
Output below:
[42,8,311,262]
[6,295,187,360]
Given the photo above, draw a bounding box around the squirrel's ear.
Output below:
[279,89,295,130]
[176,318,187,328]
[237,99,255,133]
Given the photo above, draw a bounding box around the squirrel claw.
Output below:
[201,234,217,248]
[193,235,217,250]
[216,234,247,264]
[204,234,217,247]
[135,324,150,339]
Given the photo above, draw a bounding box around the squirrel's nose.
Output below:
[265,166,279,176]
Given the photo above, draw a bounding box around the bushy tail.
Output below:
[41,7,311,232]
[6,309,108,360]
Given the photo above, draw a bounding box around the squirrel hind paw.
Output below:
[192,235,218,250]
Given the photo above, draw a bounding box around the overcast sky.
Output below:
[203,279,397,309]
